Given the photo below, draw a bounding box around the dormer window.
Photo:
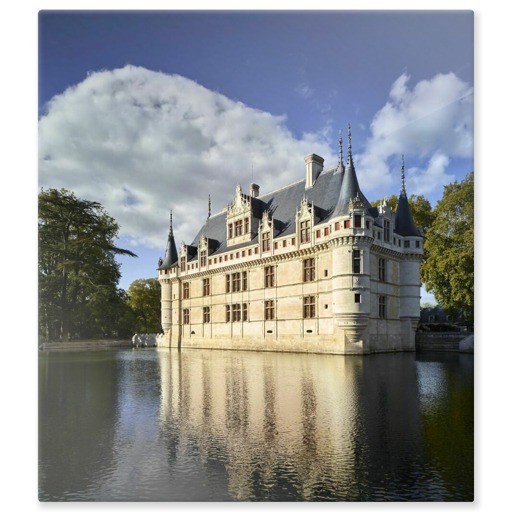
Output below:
[300,220,311,243]
[384,220,390,242]
[227,185,254,246]
[234,219,243,237]
[354,214,362,228]
[180,256,186,272]
[200,250,207,267]
[262,232,270,252]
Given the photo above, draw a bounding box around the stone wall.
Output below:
[415,332,471,352]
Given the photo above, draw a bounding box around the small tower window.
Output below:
[354,214,362,228]
[352,250,361,274]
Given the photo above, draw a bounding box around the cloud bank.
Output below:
[39,67,473,253]
[357,72,473,196]
[39,66,336,248]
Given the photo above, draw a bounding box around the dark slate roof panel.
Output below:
[394,194,421,237]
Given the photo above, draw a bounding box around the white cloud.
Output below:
[357,72,473,195]
[39,66,336,250]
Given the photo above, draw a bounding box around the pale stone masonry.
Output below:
[157,130,423,354]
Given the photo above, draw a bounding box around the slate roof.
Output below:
[394,192,421,237]
[188,166,377,259]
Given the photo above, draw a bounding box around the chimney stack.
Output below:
[305,154,324,188]
[249,183,260,198]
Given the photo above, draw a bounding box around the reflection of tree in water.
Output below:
[418,354,474,501]
[38,351,120,501]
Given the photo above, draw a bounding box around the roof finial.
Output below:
[338,129,344,172]
[347,123,353,167]
[208,194,211,219]
[400,154,406,196]
[169,210,173,235]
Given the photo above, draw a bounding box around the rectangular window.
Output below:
[283,239,287,248]
[384,220,390,242]
[234,219,243,236]
[344,219,350,229]
[379,296,386,319]
[300,220,311,243]
[416,240,421,248]
[225,274,231,293]
[265,300,275,320]
[291,238,296,246]
[352,250,361,274]
[242,271,248,291]
[354,214,362,228]
[203,278,210,296]
[274,242,278,250]
[303,258,316,282]
[200,250,207,267]
[242,250,245,257]
[303,296,316,319]
[228,223,233,238]
[244,217,249,234]
[183,308,190,324]
[180,256,186,272]
[232,303,241,322]
[335,221,340,231]
[366,220,370,229]
[262,231,270,252]
[226,305,231,322]
[203,307,210,323]
[264,266,275,288]
[255,247,259,254]
[242,303,248,322]
[232,272,241,292]
[355,293,361,303]
[378,231,381,240]
[324,227,330,236]
[248,249,252,256]
[316,229,321,238]
[404,240,410,248]
[378,258,386,282]
[183,282,190,299]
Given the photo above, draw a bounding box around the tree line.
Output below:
[39,174,473,341]
[38,188,161,342]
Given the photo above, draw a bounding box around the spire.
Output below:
[346,123,354,168]
[338,129,345,172]
[208,195,211,219]
[158,209,178,269]
[400,154,406,196]
[394,156,420,237]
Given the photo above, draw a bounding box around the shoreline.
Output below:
[39,339,135,351]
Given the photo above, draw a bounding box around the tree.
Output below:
[127,278,162,333]
[422,172,474,323]
[38,188,137,342]
[371,194,435,232]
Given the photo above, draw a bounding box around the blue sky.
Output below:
[38,9,474,301]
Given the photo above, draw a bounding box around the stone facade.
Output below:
[157,132,423,355]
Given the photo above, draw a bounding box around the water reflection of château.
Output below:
[158,349,429,501]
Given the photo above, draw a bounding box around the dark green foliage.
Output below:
[422,173,474,323]
[38,188,137,342]
[127,278,162,334]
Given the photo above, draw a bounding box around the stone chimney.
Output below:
[305,154,324,189]
[249,183,260,198]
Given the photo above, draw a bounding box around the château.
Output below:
[157,128,423,354]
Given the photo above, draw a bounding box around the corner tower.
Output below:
[157,211,178,334]
[395,157,423,350]
[331,125,376,354]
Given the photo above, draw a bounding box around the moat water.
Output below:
[38,348,473,501]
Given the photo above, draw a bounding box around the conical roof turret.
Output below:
[158,210,178,269]
[332,124,373,216]
[394,156,421,237]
